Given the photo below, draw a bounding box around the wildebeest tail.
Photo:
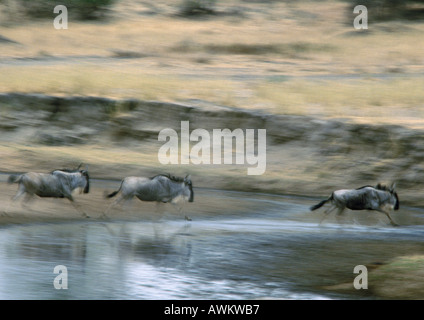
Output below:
[310,195,332,211]
[105,180,123,198]
[106,190,119,198]
[7,174,22,184]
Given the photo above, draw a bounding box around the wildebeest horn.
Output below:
[77,163,83,170]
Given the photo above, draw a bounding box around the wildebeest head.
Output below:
[184,175,194,202]
[389,183,399,210]
[80,169,90,194]
[375,182,399,211]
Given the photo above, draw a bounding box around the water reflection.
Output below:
[0,195,423,299]
[0,221,196,299]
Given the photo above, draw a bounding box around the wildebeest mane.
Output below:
[356,183,390,191]
[355,185,374,190]
[375,183,390,191]
[150,173,185,183]
[52,168,76,173]
[50,163,83,174]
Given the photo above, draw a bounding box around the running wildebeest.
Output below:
[310,183,400,226]
[5,166,90,218]
[103,173,194,221]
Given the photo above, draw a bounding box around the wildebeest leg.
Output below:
[172,201,191,221]
[66,195,90,218]
[154,202,166,221]
[335,208,346,225]
[319,205,338,225]
[181,201,192,221]
[102,194,127,218]
[21,193,35,211]
[3,185,27,216]
[377,208,399,226]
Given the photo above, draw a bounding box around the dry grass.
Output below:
[0,65,240,105]
[0,1,423,124]
[369,255,424,299]
[253,78,424,125]
[1,65,424,127]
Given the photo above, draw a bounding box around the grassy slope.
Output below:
[0,0,423,126]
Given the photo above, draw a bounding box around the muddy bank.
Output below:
[368,255,424,299]
[0,178,269,226]
[324,254,424,299]
[0,93,423,206]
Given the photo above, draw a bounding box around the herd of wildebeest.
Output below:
[3,163,401,226]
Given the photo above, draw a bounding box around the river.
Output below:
[0,188,423,300]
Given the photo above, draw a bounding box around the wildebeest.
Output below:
[310,183,400,226]
[103,173,194,220]
[5,167,90,218]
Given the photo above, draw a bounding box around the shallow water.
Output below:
[0,190,423,300]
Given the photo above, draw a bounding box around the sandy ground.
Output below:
[0,180,197,225]
[2,175,422,228]
[0,178,280,226]
[0,179,138,225]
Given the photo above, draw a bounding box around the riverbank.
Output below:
[1,93,424,208]
[0,178,272,226]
